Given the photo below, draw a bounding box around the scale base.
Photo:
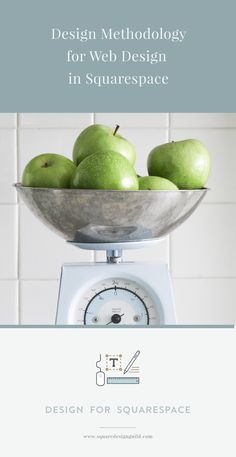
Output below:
[56,261,176,326]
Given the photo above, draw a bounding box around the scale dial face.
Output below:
[69,277,159,325]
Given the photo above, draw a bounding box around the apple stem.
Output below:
[42,162,49,168]
[113,125,120,136]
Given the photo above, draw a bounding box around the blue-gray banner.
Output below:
[0,0,235,112]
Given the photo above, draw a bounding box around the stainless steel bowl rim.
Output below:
[14,183,210,193]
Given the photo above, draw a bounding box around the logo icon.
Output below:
[96,350,141,386]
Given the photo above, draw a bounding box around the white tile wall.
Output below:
[0,113,235,324]
[96,113,168,128]
[0,281,18,324]
[0,113,16,128]
[0,130,17,203]
[19,113,93,128]
[20,280,59,324]
[173,279,236,324]
[0,206,18,279]
[171,204,236,278]
[170,113,236,128]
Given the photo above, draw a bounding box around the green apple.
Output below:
[71,150,138,190]
[72,124,136,166]
[139,176,178,190]
[22,153,76,188]
[147,139,210,189]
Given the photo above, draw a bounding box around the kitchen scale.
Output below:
[56,240,175,325]
[16,185,208,326]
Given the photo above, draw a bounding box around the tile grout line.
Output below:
[167,113,171,272]
[172,277,236,280]
[16,113,21,324]
[1,276,236,281]
[2,126,236,130]
[92,112,96,263]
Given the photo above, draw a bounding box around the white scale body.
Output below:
[56,243,176,326]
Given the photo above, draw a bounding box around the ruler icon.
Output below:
[107,377,139,384]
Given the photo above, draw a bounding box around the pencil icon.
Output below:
[124,350,140,374]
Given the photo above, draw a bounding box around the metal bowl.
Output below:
[15,184,208,243]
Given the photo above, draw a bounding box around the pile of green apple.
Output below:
[22,124,211,190]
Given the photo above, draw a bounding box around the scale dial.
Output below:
[69,277,159,325]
